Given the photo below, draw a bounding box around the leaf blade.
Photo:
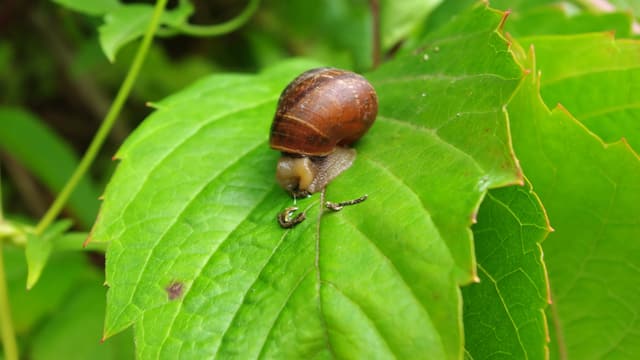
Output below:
[519,33,640,153]
[94,5,525,358]
[508,48,640,359]
[463,182,551,359]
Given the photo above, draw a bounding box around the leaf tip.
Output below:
[498,9,511,32]
[26,268,40,290]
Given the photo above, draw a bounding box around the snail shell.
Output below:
[269,68,378,197]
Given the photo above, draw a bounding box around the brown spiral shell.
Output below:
[269,68,378,156]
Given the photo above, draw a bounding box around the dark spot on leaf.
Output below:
[166,281,184,300]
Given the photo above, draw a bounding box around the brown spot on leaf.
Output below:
[166,281,184,300]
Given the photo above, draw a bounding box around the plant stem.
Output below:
[0,169,17,360]
[172,0,260,37]
[34,0,170,236]
[0,245,18,360]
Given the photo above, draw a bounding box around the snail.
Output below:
[269,67,378,198]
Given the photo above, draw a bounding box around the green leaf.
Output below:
[503,5,633,37]
[380,0,443,49]
[508,49,640,359]
[0,107,100,228]
[25,220,72,289]
[99,1,193,62]
[52,0,120,16]
[518,33,640,153]
[93,4,523,358]
[463,182,551,359]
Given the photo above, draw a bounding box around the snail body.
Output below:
[270,68,378,197]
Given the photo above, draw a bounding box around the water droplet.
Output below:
[421,93,427,97]
[434,46,440,52]
[423,53,430,61]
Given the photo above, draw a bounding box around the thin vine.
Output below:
[169,0,260,37]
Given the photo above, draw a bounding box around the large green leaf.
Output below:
[92,4,523,358]
[0,107,100,228]
[518,33,640,153]
[463,182,551,359]
[508,48,640,359]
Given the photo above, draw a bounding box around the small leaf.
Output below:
[0,107,100,228]
[51,0,120,16]
[26,220,72,289]
[518,33,640,152]
[99,1,193,62]
[509,48,640,359]
[93,4,524,358]
[463,182,551,359]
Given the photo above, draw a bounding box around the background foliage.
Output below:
[1,0,639,359]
